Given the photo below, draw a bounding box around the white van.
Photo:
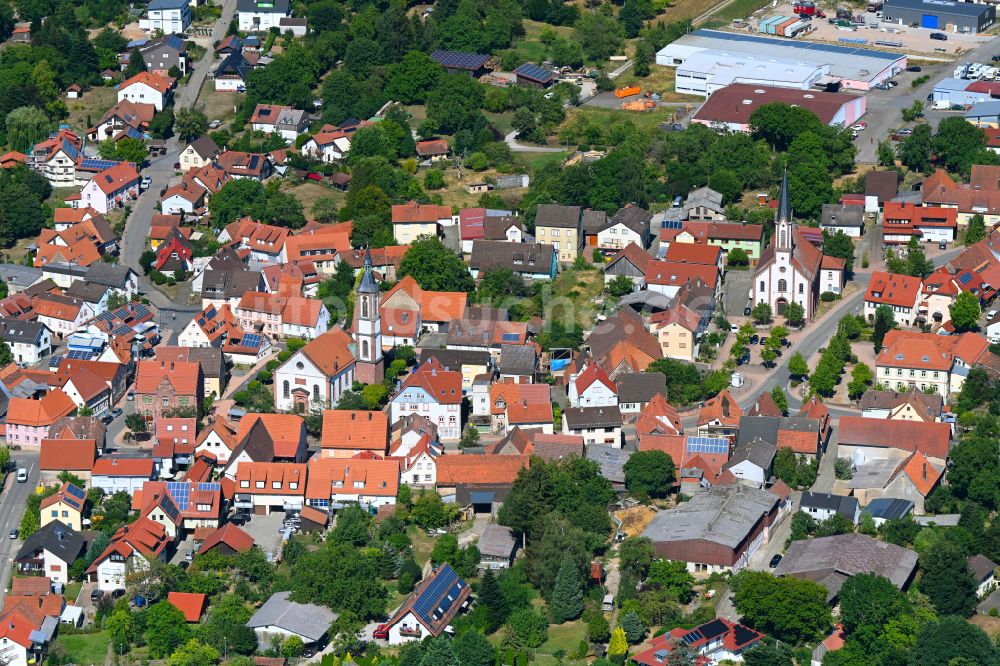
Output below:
[987,310,997,321]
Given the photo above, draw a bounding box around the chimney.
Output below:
[922,462,927,479]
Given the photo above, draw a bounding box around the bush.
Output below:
[820,291,838,302]
[834,457,855,480]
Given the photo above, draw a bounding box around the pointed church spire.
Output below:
[777,168,791,224]
[358,246,379,294]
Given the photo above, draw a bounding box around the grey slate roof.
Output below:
[800,491,859,520]
[724,436,776,472]
[418,348,492,371]
[0,264,43,289]
[581,209,608,235]
[605,205,653,237]
[642,484,780,549]
[85,263,135,290]
[0,319,48,345]
[848,458,900,490]
[820,204,864,229]
[499,345,536,376]
[15,520,85,565]
[735,415,819,450]
[968,554,997,583]
[685,187,724,213]
[585,444,631,484]
[775,533,918,600]
[66,281,110,303]
[615,373,666,404]
[247,591,337,642]
[563,406,622,429]
[534,204,581,229]
[477,523,518,560]
[469,241,555,276]
[187,136,220,160]
[859,389,942,418]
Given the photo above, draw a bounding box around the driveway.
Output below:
[721,270,752,319]
[241,511,288,562]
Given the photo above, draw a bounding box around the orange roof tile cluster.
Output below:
[305,457,400,499]
[877,330,990,371]
[189,303,241,344]
[90,162,141,195]
[382,275,467,323]
[167,592,207,622]
[234,462,307,495]
[574,364,616,397]
[400,357,462,405]
[391,200,452,224]
[284,222,352,262]
[237,414,304,449]
[31,294,84,322]
[120,71,173,94]
[237,292,325,328]
[698,389,742,427]
[321,410,388,452]
[39,438,97,471]
[92,457,155,477]
[663,242,723,266]
[650,303,701,334]
[636,393,682,437]
[435,454,529,485]
[7,389,76,427]
[135,358,202,396]
[489,381,552,424]
[837,416,951,460]
[294,327,356,378]
[606,243,651,274]
[922,166,1000,215]
[644,259,718,289]
[86,517,170,575]
[198,523,255,555]
[894,450,943,497]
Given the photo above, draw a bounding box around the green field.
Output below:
[711,0,773,23]
[51,631,110,666]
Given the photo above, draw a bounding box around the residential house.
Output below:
[86,263,139,300]
[246,592,335,650]
[865,498,914,526]
[392,201,452,245]
[134,358,203,425]
[615,372,666,415]
[39,438,98,475]
[883,202,958,244]
[87,518,171,592]
[74,162,141,214]
[134,34,188,76]
[650,304,702,362]
[859,389,943,422]
[177,303,241,349]
[160,182,206,215]
[238,0,291,31]
[435,454,527,510]
[632,619,764,666]
[641,484,783,574]
[134,480,222,538]
[875,330,992,397]
[534,204,582,263]
[29,129,85,188]
[6,390,76,449]
[477,523,518,570]
[849,449,944,514]
[236,292,328,340]
[380,275,467,334]
[227,414,308,472]
[273,327,356,412]
[214,51,252,91]
[179,136,220,171]
[697,389,742,438]
[282,223,352,274]
[304,456,399,510]
[568,364,618,408]
[139,0,191,33]
[382,564,470,644]
[390,357,463,441]
[14,521,84,585]
[91,458,156,494]
[969,555,997,599]
[167,592,206,623]
[497,345,536,384]
[60,367,112,417]
[194,419,238,465]
[865,170,900,212]
[415,140,449,162]
[250,105,309,143]
[0,265,44,294]
[644,260,719,301]
[300,129,352,163]
[586,307,664,378]
[390,431,440,488]
[488,381,552,434]
[821,255,846,296]
[562,406,622,447]
[233,462,307,514]
[320,410,388,458]
[90,100,155,142]
[593,205,653,253]
[820,204,865,238]
[468,241,557,281]
[721,437,776,488]
[420,350,492,396]
[800,491,861,524]
[685,187,725,221]
[39,483,85,531]
[117,72,172,111]
[0,320,51,365]
[775,533,918,601]
[33,292,94,340]
[674,221,765,263]
[737,414,824,459]
[216,151,272,181]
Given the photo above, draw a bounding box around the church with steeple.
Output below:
[353,247,384,385]
[752,171,824,320]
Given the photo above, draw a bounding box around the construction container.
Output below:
[783,19,807,36]
[767,15,788,33]
[776,17,799,35]
[615,86,640,98]
[758,15,783,33]
[622,100,655,111]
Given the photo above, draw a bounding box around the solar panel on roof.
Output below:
[515,63,555,83]
[431,49,489,70]
[413,565,461,624]
[501,333,520,341]
[698,619,728,640]
[661,220,683,230]
[243,333,262,348]
[197,482,221,492]
[79,158,120,171]
[959,272,974,285]
[65,350,93,360]
[161,494,180,520]
[65,485,86,500]
[680,628,703,644]
[686,436,729,454]
[731,624,759,647]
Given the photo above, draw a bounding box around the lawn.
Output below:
[510,20,575,66]
[534,620,588,664]
[64,581,83,603]
[559,105,681,142]
[548,267,605,329]
[653,0,730,25]
[284,180,344,217]
[51,631,110,666]
[484,111,515,137]
[65,86,117,133]
[407,525,437,567]
[518,151,570,171]
[711,0,773,23]
[615,66,703,104]
[196,79,243,124]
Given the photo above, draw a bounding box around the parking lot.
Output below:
[240,510,291,562]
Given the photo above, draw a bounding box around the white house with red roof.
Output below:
[389,357,463,441]
[632,618,764,666]
[863,271,924,328]
[90,457,155,494]
[116,71,173,111]
[875,330,991,398]
[87,517,172,591]
[300,130,352,163]
[568,364,618,408]
[74,162,141,214]
[273,328,356,412]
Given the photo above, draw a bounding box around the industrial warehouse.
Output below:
[691,84,867,132]
[655,29,907,96]
[882,0,995,33]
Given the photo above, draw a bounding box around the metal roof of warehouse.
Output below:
[884,0,993,17]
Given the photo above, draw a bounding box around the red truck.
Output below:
[794,2,826,17]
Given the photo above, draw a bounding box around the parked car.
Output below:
[8,529,17,540]
[140,176,151,190]
[987,310,997,321]
[992,55,1000,62]
[127,391,135,401]
[660,122,684,132]
[173,162,181,170]
[939,241,947,250]
[749,334,759,345]
[109,408,123,419]
[16,468,27,483]
[744,306,752,316]
[90,589,104,603]
[851,122,867,131]
[906,65,922,72]
[930,32,948,40]
[896,128,913,136]
[209,119,222,129]
[769,554,783,568]
[730,324,739,333]
[373,625,389,640]
[759,336,768,346]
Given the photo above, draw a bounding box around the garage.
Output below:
[883,0,995,33]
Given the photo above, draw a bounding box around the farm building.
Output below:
[656,30,906,95]
[514,63,556,88]
[692,84,866,132]
[882,0,995,33]
[431,50,490,77]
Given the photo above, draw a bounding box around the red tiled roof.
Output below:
[896,450,943,497]
[92,457,155,477]
[435,454,528,485]
[305,457,400,499]
[864,271,922,309]
[392,200,452,224]
[7,390,77,427]
[400,357,462,405]
[698,390,742,427]
[321,410,388,452]
[40,439,97,471]
[664,242,722,266]
[837,416,950,459]
[198,523,255,555]
[120,71,172,94]
[167,592,206,622]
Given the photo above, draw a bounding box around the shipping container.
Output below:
[615,86,640,98]
[776,17,799,35]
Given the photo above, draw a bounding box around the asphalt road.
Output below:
[0,455,41,605]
